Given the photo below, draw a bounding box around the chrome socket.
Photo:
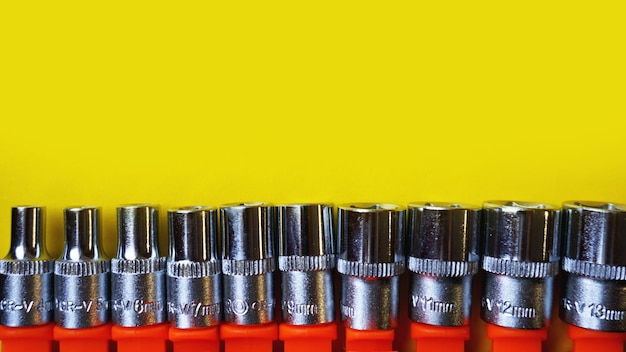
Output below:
[167,206,221,328]
[560,201,626,331]
[221,202,275,325]
[111,205,166,327]
[0,206,53,327]
[54,207,110,328]
[337,203,405,330]
[407,202,480,326]
[480,201,560,329]
[277,204,335,325]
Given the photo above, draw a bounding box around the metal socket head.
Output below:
[220,202,274,262]
[62,206,107,261]
[277,203,334,259]
[112,204,166,327]
[481,201,560,329]
[483,201,560,263]
[116,204,161,260]
[277,204,335,325]
[562,201,626,267]
[0,206,54,327]
[560,202,626,332]
[5,206,50,260]
[407,202,480,263]
[337,203,405,277]
[168,206,219,263]
[56,207,110,328]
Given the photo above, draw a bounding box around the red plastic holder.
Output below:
[0,323,54,352]
[169,325,220,352]
[279,322,337,352]
[345,327,396,352]
[54,323,111,352]
[486,323,547,352]
[220,322,278,352]
[111,323,169,352]
[568,324,626,352]
[410,322,469,352]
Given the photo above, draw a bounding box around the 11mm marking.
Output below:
[482,297,536,318]
[411,295,455,313]
[562,298,626,321]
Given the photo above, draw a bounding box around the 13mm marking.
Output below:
[562,298,626,321]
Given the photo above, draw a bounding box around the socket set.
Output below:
[0,201,624,352]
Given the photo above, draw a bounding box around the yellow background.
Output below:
[1,1,624,351]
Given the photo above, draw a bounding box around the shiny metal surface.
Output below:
[482,274,553,329]
[337,203,405,267]
[410,275,472,326]
[560,273,626,331]
[277,203,335,325]
[341,275,398,330]
[481,200,560,329]
[221,202,274,262]
[223,273,274,324]
[483,201,560,263]
[54,207,110,328]
[167,206,221,328]
[408,202,480,262]
[0,206,53,327]
[562,201,626,268]
[281,271,334,325]
[7,206,48,260]
[116,205,161,260]
[221,202,275,325]
[278,204,333,258]
[560,201,626,331]
[407,202,480,326]
[337,203,405,330]
[111,204,166,327]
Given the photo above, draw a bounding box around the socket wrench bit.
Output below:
[54,207,110,328]
[560,201,626,331]
[0,206,53,326]
[407,202,480,326]
[111,205,166,327]
[337,203,405,330]
[481,201,560,329]
[221,202,275,325]
[167,206,221,328]
[277,204,335,325]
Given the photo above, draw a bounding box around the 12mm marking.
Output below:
[482,297,536,318]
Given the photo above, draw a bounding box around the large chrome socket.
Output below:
[407,202,480,326]
[221,202,275,325]
[111,205,166,327]
[277,204,335,325]
[167,206,221,328]
[54,207,110,328]
[337,203,405,330]
[0,206,54,327]
[480,201,560,329]
[560,201,626,331]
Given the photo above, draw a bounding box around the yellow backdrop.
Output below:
[1,1,624,351]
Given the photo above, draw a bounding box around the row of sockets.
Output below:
[0,201,623,334]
